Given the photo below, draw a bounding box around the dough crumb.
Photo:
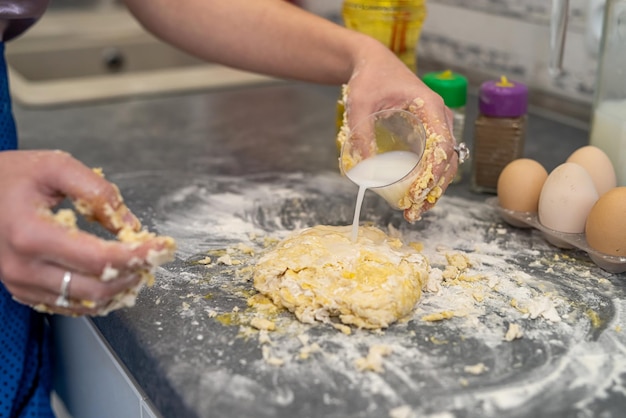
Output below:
[197,256,212,265]
[504,323,523,341]
[333,323,352,335]
[236,243,255,255]
[527,297,561,322]
[100,263,119,281]
[250,317,276,331]
[51,209,78,230]
[355,345,393,373]
[421,311,454,322]
[217,254,235,265]
[262,345,284,367]
[298,342,322,360]
[464,362,489,375]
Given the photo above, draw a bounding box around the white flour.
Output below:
[117,171,626,417]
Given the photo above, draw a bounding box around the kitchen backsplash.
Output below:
[301,0,599,117]
[49,0,598,118]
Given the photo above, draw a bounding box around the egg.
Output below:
[538,162,599,235]
[497,158,548,212]
[566,145,616,196]
[585,187,626,257]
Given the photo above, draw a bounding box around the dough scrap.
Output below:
[38,169,177,316]
[253,225,429,329]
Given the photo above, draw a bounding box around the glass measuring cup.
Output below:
[340,109,427,209]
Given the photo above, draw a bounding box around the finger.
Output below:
[399,99,460,221]
[11,213,175,277]
[6,266,143,315]
[33,151,141,232]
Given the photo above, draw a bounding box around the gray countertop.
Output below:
[15,82,626,418]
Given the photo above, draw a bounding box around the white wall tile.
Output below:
[300,0,600,105]
[420,2,598,103]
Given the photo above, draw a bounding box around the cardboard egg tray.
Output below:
[487,197,626,274]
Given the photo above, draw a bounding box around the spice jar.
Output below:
[422,70,468,182]
[471,76,528,193]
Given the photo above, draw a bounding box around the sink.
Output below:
[6,9,278,107]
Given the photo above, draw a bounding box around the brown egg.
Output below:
[566,145,616,196]
[497,158,548,212]
[585,187,626,256]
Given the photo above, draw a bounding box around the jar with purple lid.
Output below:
[471,76,528,193]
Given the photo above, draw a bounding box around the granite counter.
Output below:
[14,82,626,418]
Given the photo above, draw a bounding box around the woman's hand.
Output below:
[340,36,462,222]
[0,150,175,316]
[124,0,461,221]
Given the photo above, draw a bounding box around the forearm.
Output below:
[123,0,374,85]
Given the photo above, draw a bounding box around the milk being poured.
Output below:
[347,150,421,240]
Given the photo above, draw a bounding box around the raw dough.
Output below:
[253,225,429,329]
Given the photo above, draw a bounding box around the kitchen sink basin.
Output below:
[6,9,277,107]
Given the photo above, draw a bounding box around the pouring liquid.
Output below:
[347,150,421,241]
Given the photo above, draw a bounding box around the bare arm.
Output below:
[122,0,460,221]
[122,0,374,85]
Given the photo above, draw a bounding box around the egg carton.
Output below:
[487,197,626,274]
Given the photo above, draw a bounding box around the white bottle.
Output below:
[589,0,626,186]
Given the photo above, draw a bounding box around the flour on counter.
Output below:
[115,171,626,418]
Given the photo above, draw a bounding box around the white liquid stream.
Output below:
[347,151,421,241]
[590,99,626,186]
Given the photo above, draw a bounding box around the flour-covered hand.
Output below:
[0,150,176,316]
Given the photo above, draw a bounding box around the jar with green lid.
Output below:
[422,70,468,181]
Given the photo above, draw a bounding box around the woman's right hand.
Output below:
[0,150,175,316]
[339,36,462,222]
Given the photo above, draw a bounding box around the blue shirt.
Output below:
[1,1,54,416]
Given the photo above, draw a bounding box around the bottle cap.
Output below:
[479,76,528,117]
[422,70,468,108]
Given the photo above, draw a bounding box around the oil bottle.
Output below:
[337,0,428,134]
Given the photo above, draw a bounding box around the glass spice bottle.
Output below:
[471,76,528,193]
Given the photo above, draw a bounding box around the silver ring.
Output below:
[454,142,470,165]
[55,271,72,308]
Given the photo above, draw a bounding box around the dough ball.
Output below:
[253,225,429,329]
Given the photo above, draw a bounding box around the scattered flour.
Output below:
[118,172,626,417]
